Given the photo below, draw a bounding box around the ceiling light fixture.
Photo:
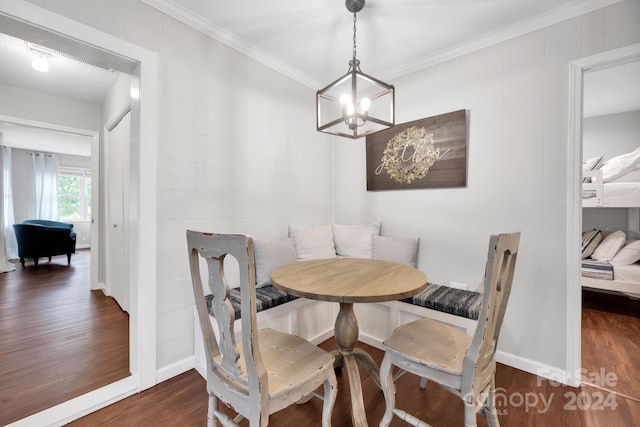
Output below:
[31,51,49,72]
[27,43,52,73]
[316,0,395,139]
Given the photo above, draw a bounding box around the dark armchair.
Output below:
[13,220,77,267]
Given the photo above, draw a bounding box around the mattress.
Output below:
[583,182,640,199]
[610,262,640,283]
[581,259,640,283]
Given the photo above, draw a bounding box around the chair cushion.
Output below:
[383,317,471,375]
[402,283,481,320]
[205,285,298,320]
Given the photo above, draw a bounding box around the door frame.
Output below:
[566,42,640,387]
[0,1,158,424]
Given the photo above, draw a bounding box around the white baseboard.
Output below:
[6,376,140,427]
[156,356,195,384]
[495,350,574,387]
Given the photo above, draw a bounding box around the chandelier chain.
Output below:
[352,11,357,63]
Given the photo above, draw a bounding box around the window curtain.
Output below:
[0,145,16,272]
[31,152,59,221]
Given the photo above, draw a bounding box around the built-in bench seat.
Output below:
[206,282,481,322]
[401,282,481,320]
[205,285,298,319]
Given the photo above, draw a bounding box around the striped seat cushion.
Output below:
[205,285,298,320]
[402,282,482,320]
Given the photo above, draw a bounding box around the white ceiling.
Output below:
[0,0,638,149]
[0,31,120,105]
[141,0,624,89]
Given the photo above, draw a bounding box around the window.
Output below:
[58,167,91,221]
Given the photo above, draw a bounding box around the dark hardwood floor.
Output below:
[582,289,640,402]
[0,250,130,425]
[70,338,640,427]
[4,256,640,426]
[71,293,640,426]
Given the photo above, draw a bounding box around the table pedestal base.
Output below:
[332,302,382,427]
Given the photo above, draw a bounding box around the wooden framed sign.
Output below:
[366,109,467,191]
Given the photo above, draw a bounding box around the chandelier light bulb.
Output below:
[346,102,355,116]
[360,97,371,112]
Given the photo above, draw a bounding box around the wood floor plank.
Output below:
[582,289,640,401]
[0,251,129,426]
[4,257,640,426]
[70,338,640,426]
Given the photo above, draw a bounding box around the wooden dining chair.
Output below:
[187,231,338,427]
[378,232,520,427]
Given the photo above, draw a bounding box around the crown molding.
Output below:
[138,0,320,88]
[140,0,622,89]
[378,0,623,81]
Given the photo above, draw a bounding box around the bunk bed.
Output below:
[583,170,640,208]
[582,150,640,298]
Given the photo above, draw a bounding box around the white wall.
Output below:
[0,82,98,249]
[20,0,640,380]
[582,109,640,232]
[22,0,335,370]
[333,0,640,373]
[583,110,640,160]
[0,83,101,130]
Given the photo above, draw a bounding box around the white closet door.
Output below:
[106,111,130,312]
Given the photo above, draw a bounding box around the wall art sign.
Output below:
[366,109,467,191]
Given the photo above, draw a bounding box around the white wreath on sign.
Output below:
[383,126,436,184]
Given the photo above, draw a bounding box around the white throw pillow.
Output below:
[288,224,337,261]
[601,147,640,183]
[371,235,419,267]
[610,169,640,183]
[333,222,381,258]
[610,240,640,265]
[253,238,297,287]
[591,230,627,261]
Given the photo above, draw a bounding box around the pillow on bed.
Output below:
[288,224,337,260]
[253,238,297,287]
[333,222,380,258]
[372,235,419,267]
[581,229,602,259]
[610,168,640,183]
[591,230,626,261]
[601,147,640,183]
[610,240,640,265]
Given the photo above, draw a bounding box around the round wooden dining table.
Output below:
[271,258,426,427]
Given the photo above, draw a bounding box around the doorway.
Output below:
[0,2,158,425]
[566,42,640,388]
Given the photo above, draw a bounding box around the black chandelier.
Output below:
[316,0,395,139]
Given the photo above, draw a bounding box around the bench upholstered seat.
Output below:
[205,285,298,320]
[402,282,481,320]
